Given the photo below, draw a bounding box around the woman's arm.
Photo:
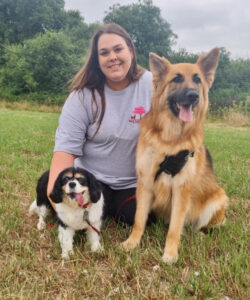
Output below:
[47,151,78,211]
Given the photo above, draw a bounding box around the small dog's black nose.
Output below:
[186,89,199,104]
[69,182,76,189]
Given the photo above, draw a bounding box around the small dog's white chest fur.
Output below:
[56,196,103,231]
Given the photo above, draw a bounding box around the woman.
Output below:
[47,23,153,225]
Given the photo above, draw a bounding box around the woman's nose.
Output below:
[109,51,117,61]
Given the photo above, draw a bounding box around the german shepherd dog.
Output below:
[122,48,228,263]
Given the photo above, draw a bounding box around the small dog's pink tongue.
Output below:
[75,193,84,207]
[179,105,193,123]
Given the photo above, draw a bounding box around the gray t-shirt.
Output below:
[54,70,153,189]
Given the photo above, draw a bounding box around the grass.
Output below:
[225,111,250,127]
[0,108,249,299]
[0,99,62,113]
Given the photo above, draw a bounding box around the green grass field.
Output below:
[0,108,249,299]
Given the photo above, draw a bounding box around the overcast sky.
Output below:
[64,0,250,59]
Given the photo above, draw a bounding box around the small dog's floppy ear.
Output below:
[49,171,64,203]
[86,172,102,203]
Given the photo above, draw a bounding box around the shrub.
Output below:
[0,31,83,94]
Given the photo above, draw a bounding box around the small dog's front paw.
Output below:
[61,250,74,259]
[91,242,103,252]
[37,220,46,230]
[61,253,69,260]
[162,250,178,264]
[122,237,139,251]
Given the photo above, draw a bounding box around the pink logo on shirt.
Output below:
[129,106,146,123]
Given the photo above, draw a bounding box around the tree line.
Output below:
[0,0,249,112]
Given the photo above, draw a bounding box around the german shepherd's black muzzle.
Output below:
[168,87,199,122]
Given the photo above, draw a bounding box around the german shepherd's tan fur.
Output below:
[122,48,228,263]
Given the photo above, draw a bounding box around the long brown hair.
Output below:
[69,23,145,136]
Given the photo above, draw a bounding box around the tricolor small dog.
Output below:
[29,167,104,259]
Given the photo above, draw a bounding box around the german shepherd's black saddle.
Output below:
[154,150,194,181]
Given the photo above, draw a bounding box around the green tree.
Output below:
[0,31,81,94]
[212,47,231,90]
[210,48,250,109]
[0,0,98,67]
[168,48,199,64]
[104,0,176,68]
[0,0,65,44]
[62,10,99,56]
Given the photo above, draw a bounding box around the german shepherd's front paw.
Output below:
[122,237,140,251]
[162,250,179,264]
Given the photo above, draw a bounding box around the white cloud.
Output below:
[64,0,250,59]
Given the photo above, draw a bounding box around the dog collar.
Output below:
[83,209,100,234]
[154,150,194,181]
[82,202,90,209]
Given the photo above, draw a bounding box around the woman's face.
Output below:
[97,33,133,90]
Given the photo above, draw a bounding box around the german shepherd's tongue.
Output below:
[75,193,84,207]
[179,105,193,123]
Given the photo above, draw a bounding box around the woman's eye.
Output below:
[114,47,122,53]
[99,51,109,56]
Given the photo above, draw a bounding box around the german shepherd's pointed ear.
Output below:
[149,52,170,86]
[197,48,220,88]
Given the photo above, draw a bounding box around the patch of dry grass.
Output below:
[224,111,250,127]
[0,99,62,113]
